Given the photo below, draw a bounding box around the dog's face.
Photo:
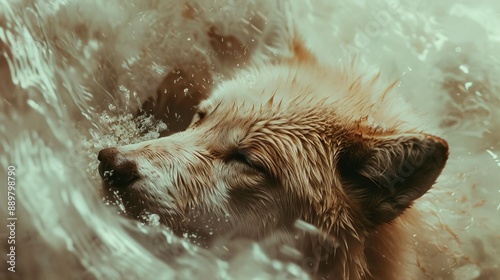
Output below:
[98,88,311,241]
[98,63,448,245]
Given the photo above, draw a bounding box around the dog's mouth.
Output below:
[98,161,139,188]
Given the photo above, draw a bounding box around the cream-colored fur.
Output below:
[97,40,448,279]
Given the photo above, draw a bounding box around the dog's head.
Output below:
[97,63,448,246]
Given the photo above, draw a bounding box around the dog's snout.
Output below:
[98,147,119,162]
[97,147,138,188]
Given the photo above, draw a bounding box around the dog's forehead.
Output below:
[205,64,348,118]
[198,63,409,148]
[206,85,323,122]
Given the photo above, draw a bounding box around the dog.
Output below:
[97,39,448,279]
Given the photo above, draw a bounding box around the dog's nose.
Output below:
[97,147,138,188]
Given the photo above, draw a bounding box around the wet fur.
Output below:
[99,39,448,279]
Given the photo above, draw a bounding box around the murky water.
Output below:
[1,0,499,279]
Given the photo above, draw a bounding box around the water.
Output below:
[1,0,500,279]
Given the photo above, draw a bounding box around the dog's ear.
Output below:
[337,133,448,225]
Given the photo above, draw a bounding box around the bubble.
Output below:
[148,213,161,226]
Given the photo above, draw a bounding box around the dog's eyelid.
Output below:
[189,108,208,128]
[194,100,222,123]
[197,110,206,120]
[228,147,251,164]
[230,147,267,173]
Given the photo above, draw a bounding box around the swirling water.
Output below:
[1,0,499,279]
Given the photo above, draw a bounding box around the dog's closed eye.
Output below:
[227,148,265,173]
[228,149,250,165]
[190,110,206,127]
[196,111,206,120]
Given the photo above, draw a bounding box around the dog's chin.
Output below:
[101,181,144,212]
[100,180,131,197]
[100,181,279,246]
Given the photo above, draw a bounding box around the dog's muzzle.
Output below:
[97,148,138,188]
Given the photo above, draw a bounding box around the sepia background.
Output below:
[1,0,499,279]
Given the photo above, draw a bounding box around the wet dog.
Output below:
[98,40,448,279]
